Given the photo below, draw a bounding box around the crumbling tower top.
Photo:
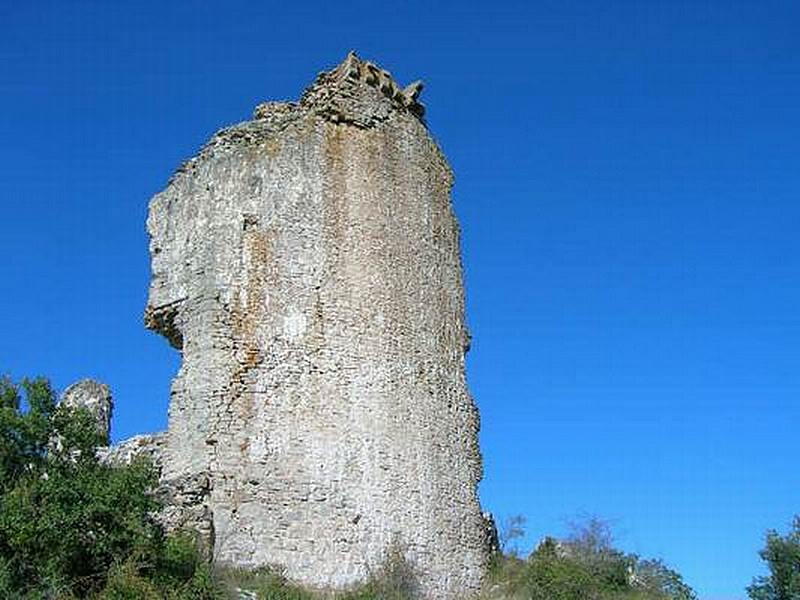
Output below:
[254,51,425,128]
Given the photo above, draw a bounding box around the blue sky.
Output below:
[1,1,798,598]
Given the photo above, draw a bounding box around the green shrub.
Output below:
[482,518,696,600]
[96,537,224,600]
[0,376,158,596]
[0,376,219,599]
[214,566,313,600]
[100,561,162,600]
[634,559,697,600]
[341,545,417,600]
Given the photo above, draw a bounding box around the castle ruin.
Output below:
[122,52,487,598]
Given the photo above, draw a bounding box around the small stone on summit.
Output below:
[60,379,113,442]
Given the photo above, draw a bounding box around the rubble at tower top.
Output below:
[252,51,426,128]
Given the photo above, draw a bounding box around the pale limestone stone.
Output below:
[142,52,488,599]
[100,432,215,559]
[99,432,166,467]
[60,379,112,442]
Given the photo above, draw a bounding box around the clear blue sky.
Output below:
[1,2,798,598]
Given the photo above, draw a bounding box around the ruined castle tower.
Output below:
[144,53,488,598]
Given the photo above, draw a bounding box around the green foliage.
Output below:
[486,542,626,600]
[0,377,60,494]
[483,518,697,600]
[215,566,313,600]
[100,561,162,600]
[563,517,632,592]
[0,376,217,599]
[99,547,223,600]
[518,550,595,599]
[747,516,800,600]
[340,545,418,600]
[0,376,156,596]
[634,560,698,600]
[96,537,224,600]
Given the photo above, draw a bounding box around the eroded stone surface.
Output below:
[60,379,113,443]
[100,432,215,558]
[156,471,216,559]
[144,52,488,599]
[100,432,166,466]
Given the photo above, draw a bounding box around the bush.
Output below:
[213,566,313,600]
[0,376,158,596]
[341,545,418,600]
[482,518,696,600]
[100,561,162,600]
[0,376,217,599]
[634,559,697,600]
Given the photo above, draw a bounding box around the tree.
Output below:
[0,375,219,599]
[566,516,616,556]
[499,515,527,557]
[564,516,631,591]
[747,516,800,600]
[0,376,160,596]
[635,559,698,600]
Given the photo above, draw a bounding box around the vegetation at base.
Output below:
[3,375,795,599]
[483,516,696,600]
[215,548,416,600]
[747,516,800,600]
[0,376,219,599]
[0,375,422,600]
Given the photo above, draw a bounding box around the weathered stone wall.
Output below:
[144,53,488,598]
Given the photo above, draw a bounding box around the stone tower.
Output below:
[144,53,488,598]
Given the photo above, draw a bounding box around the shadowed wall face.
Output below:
[144,53,488,599]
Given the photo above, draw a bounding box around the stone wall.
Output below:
[143,52,488,599]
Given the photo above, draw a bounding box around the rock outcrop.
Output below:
[142,52,488,598]
[59,382,216,558]
[60,379,113,443]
